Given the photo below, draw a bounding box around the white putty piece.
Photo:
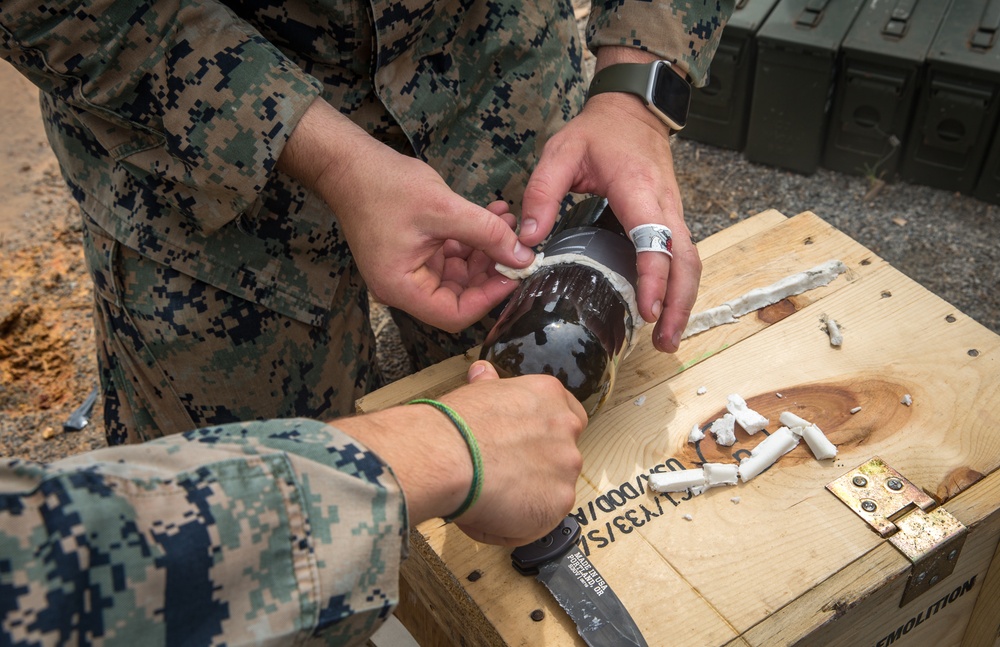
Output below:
[634,395,646,407]
[797,423,838,460]
[778,411,837,460]
[703,462,739,487]
[682,259,848,339]
[683,304,738,337]
[738,427,800,482]
[776,392,784,399]
[682,514,693,521]
[727,260,848,318]
[730,496,741,504]
[649,469,707,493]
[688,424,705,443]
[901,394,912,406]
[494,252,544,279]
[779,411,812,429]
[726,393,769,434]
[850,406,862,414]
[822,315,843,346]
[689,484,708,497]
[696,386,708,396]
[710,413,737,446]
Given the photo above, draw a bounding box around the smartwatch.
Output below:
[587,61,692,132]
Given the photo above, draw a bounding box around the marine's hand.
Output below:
[339,361,586,546]
[520,48,701,353]
[278,98,534,332]
[446,361,587,546]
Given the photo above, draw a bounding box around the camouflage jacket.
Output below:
[0,419,406,646]
[1,0,730,327]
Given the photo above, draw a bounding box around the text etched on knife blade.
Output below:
[566,551,608,596]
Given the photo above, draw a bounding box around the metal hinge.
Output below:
[826,457,968,607]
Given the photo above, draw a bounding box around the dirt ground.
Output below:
[0,61,107,462]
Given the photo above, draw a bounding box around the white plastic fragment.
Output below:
[649,469,707,493]
[726,393,769,434]
[634,395,646,407]
[682,514,693,521]
[822,315,843,346]
[696,386,707,395]
[850,406,862,414]
[688,424,705,443]
[710,413,737,446]
[704,462,739,487]
[494,252,544,279]
[901,394,912,406]
[776,393,784,398]
[738,427,800,482]
[682,259,848,339]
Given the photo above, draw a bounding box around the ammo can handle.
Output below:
[882,0,916,37]
[973,0,1000,49]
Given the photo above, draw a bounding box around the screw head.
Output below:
[930,575,939,585]
[852,475,868,487]
[530,609,545,622]
[861,499,877,513]
[886,478,904,491]
[915,571,926,583]
[948,550,958,561]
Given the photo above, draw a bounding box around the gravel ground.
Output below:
[671,137,1000,338]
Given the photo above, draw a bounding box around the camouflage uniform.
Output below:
[0,419,406,646]
[1,0,732,443]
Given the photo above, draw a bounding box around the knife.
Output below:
[511,516,648,647]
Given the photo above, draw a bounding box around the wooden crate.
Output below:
[358,210,1000,647]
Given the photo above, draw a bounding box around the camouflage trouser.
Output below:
[83,219,382,445]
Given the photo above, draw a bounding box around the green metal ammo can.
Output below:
[744,0,865,174]
[822,0,952,180]
[680,0,780,150]
[899,0,1000,194]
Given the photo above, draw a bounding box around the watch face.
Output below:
[651,63,691,130]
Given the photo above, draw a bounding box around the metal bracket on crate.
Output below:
[826,457,968,607]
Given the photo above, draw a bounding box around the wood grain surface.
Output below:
[366,210,1000,646]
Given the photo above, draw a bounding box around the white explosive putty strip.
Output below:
[682,259,848,339]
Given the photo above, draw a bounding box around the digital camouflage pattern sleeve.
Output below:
[0,419,407,646]
[587,0,736,87]
[0,0,322,231]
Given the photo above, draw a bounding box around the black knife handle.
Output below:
[511,516,582,575]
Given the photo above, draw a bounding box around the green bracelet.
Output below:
[409,398,484,522]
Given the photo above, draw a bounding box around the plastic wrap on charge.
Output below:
[480,197,642,417]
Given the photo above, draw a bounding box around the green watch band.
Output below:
[588,63,658,98]
[587,61,691,132]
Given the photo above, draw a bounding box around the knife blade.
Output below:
[63,385,99,432]
[511,516,647,647]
